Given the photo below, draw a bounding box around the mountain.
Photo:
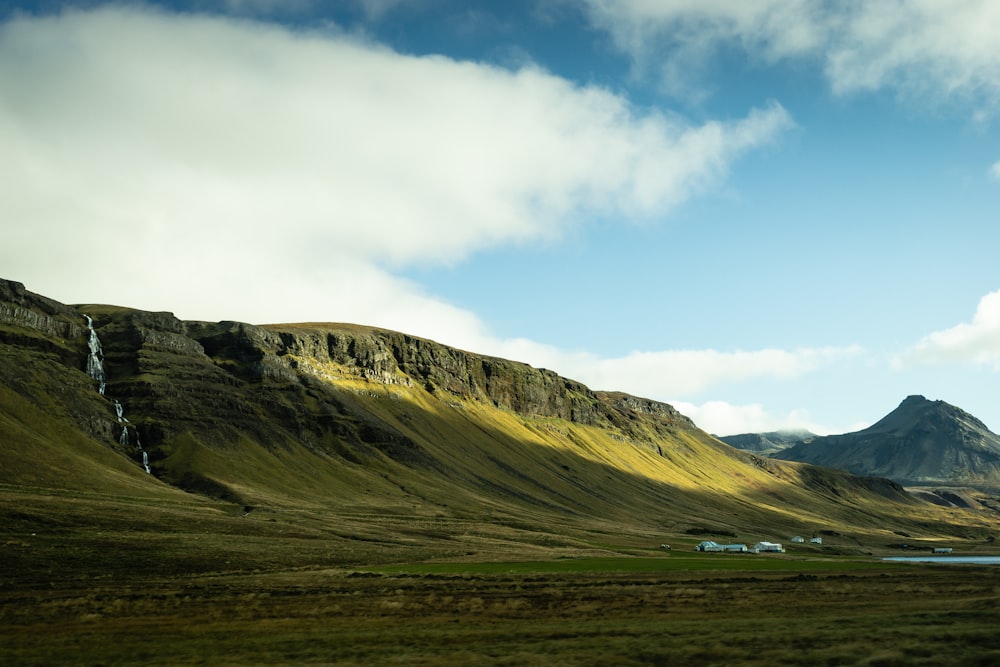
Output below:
[719,430,816,455]
[2,278,997,574]
[776,395,1000,489]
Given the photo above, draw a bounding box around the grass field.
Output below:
[3,554,1000,666]
[4,305,1000,665]
[3,484,1000,666]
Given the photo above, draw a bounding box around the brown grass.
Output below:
[3,563,999,666]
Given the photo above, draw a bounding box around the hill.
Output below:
[719,430,815,455]
[2,278,998,579]
[776,395,1000,490]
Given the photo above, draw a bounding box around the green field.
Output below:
[4,292,1000,665]
[3,558,999,666]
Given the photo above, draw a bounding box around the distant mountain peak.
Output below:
[777,395,1000,488]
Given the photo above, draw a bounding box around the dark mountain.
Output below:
[776,395,1000,489]
[719,430,816,454]
[2,277,997,575]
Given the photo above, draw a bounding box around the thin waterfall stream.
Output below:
[85,315,150,474]
[84,315,106,395]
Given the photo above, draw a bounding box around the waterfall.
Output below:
[84,315,106,395]
[114,400,150,475]
[84,318,150,474]
[136,429,151,473]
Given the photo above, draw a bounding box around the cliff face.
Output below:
[0,280,86,362]
[4,277,993,547]
[0,278,700,495]
[187,318,695,432]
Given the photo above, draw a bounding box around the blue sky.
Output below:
[2,1,1000,436]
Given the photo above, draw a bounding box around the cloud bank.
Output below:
[584,0,1000,109]
[0,6,839,435]
[900,289,1000,369]
[0,6,790,318]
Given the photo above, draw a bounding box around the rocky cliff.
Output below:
[0,278,701,496]
[6,277,982,548]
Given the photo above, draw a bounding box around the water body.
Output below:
[883,556,1000,564]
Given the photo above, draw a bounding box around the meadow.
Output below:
[3,306,1000,665]
[4,548,1000,666]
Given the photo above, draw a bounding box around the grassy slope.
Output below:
[4,298,1000,666]
[2,306,998,586]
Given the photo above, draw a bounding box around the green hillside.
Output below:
[2,278,998,582]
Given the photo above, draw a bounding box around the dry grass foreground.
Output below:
[3,559,1000,666]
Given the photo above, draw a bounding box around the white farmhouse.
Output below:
[754,541,784,553]
[695,541,748,553]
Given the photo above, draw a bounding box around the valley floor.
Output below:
[3,560,1000,666]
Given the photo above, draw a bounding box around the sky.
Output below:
[2,1,1000,437]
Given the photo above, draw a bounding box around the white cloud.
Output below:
[459,336,861,401]
[898,289,1000,369]
[0,6,791,330]
[584,0,1000,109]
[569,346,862,397]
[0,7,832,437]
[669,400,832,437]
[991,161,1000,181]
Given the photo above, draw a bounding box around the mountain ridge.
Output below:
[776,395,1000,489]
[3,277,998,568]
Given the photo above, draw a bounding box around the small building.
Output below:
[791,536,805,543]
[697,540,748,553]
[933,547,953,554]
[754,541,784,553]
[809,537,823,545]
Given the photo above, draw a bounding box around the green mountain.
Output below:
[776,395,1000,490]
[2,279,997,576]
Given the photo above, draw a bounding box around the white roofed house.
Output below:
[754,541,784,553]
[696,541,748,553]
[791,536,805,543]
[810,537,823,545]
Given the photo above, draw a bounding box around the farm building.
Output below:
[791,536,805,543]
[695,541,748,553]
[933,547,953,554]
[754,541,784,553]
[810,537,823,545]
